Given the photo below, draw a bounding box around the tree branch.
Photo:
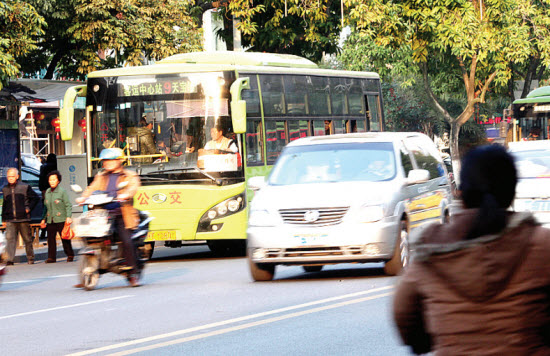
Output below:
[420,62,454,123]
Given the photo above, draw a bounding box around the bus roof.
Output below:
[159,51,318,68]
[513,85,550,104]
[87,51,380,80]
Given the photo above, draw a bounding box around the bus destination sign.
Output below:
[120,79,197,97]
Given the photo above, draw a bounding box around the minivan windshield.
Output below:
[269,142,396,185]
[511,150,550,178]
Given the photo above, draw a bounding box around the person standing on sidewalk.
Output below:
[40,171,74,263]
[1,168,40,265]
[38,153,57,241]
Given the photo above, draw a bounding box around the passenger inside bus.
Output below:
[135,115,159,163]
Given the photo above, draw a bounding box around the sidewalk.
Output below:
[12,239,83,264]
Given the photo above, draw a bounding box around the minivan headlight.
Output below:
[248,209,278,227]
[357,205,384,223]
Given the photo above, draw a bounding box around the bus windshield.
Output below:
[87,71,244,181]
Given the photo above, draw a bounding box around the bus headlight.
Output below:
[228,197,242,212]
[217,205,228,215]
[198,192,247,232]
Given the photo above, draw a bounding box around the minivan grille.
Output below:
[278,207,349,226]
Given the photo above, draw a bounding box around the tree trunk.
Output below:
[449,121,461,186]
[44,49,66,80]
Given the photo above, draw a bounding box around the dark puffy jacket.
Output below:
[393,209,550,355]
[2,182,40,222]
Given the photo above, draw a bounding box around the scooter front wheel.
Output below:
[80,255,100,291]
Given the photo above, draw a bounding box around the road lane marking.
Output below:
[67,285,394,356]
[0,295,133,320]
[109,291,394,356]
[3,274,78,284]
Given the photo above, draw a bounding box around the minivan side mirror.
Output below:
[248,176,266,191]
[406,169,430,185]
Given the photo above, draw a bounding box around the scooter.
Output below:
[73,190,153,290]
[0,231,6,286]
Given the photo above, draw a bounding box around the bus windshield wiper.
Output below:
[136,174,170,181]
[144,167,222,186]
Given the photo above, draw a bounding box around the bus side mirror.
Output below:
[230,77,250,134]
[59,85,87,141]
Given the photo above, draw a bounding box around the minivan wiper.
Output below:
[144,167,222,186]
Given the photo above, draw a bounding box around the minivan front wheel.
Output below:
[248,255,275,281]
[384,220,409,276]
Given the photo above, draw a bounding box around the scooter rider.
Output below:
[75,148,141,287]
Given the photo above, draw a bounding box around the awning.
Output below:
[1,79,84,109]
[513,85,550,104]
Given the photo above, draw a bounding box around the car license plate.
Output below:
[520,200,550,212]
[146,230,177,241]
[293,233,328,245]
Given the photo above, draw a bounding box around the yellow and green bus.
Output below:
[59,51,385,257]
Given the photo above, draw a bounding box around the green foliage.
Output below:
[342,0,550,168]
[67,0,203,75]
[210,0,342,62]
[382,81,445,135]
[16,0,203,79]
[0,0,45,88]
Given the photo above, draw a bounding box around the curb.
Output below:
[13,245,82,264]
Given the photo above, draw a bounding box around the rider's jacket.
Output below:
[81,168,141,230]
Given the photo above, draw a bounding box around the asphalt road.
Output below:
[0,245,412,356]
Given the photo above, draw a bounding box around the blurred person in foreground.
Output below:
[393,145,550,355]
[75,148,141,287]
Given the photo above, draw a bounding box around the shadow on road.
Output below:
[148,245,244,263]
[274,264,389,282]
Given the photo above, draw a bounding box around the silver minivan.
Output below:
[246,132,452,281]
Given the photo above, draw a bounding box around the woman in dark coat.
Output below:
[393,145,550,355]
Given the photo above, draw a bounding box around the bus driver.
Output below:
[203,125,237,153]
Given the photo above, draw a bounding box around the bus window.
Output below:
[367,95,382,131]
[242,74,261,118]
[313,120,326,136]
[348,80,365,115]
[350,119,367,133]
[307,76,330,116]
[333,120,345,134]
[330,77,346,116]
[284,76,307,116]
[260,75,285,116]
[266,120,286,164]
[246,119,263,166]
[288,120,309,142]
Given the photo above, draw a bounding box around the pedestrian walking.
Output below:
[38,153,57,240]
[40,171,74,263]
[1,167,40,265]
[393,145,550,355]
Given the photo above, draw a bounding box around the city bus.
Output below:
[59,51,385,258]
[512,85,550,141]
